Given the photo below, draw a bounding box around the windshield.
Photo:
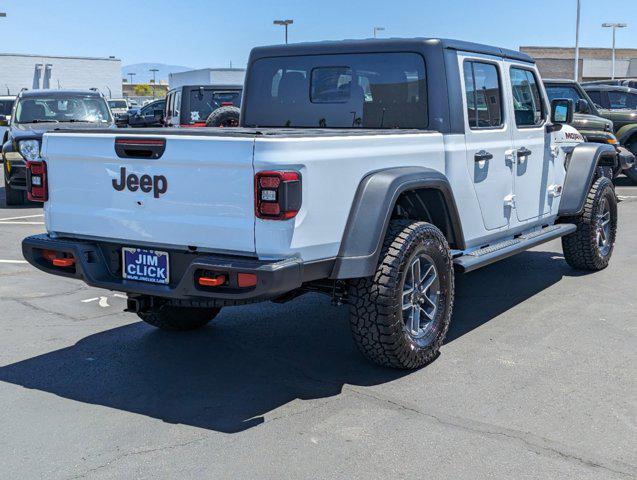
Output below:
[15,95,112,124]
[545,85,583,104]
[0,99,14,116]
[187,89,241,123]
[244,52,427,129]
[108,100,128,109]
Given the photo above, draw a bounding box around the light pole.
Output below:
[602,22,628,80]
[574,0,581,81]
[273,19,293,44]
[373,26,385,38]
[127,72,136,85]
[149,68,159,99]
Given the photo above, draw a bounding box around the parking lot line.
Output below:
[0,259,28,264]
[0,214,44,222]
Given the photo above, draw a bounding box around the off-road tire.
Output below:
[205,106,240,127]
[562,176,617,271]
[348,220,454,369]
[137,304,221,331]
[3,173,25,206]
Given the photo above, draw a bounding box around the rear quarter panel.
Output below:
[253,133,446,261]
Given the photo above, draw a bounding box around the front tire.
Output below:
[4,173,25,206]
[348,221,454,369]
[562,176,617,271]
[137,304,221,331]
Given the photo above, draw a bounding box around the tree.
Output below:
[133,84,153,96]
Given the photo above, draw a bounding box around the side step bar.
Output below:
[454,223,577,273]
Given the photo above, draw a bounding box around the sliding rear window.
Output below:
[244,52,427,129]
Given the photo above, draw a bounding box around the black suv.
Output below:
[3,89,115,205]
[164,85,242,127]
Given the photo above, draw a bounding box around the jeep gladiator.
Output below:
[22,39,621,369]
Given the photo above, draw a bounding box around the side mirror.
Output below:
[115,113,130,127]
[576,98,591,114]
[0,115,8,126]
[550,98,573,125]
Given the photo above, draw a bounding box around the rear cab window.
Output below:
[244,52,427,129]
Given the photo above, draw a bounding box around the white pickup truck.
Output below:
[23,39,625,369]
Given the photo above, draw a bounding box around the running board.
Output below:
[454,224,577,273]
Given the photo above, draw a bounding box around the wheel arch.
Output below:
[330,166,465,279]
[559,142,617,216]
[616,124,637,148]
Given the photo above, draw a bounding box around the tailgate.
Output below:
[42,132,256,254]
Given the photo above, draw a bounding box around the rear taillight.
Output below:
[26,160,48,202]
[255,171,302,220]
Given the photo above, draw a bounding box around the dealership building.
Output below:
[520,46,637,81]
[0,53,122,97]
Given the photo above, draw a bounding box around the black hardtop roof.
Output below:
[249,37,534,64]
[19,89,104,98]
[168,84,243,93]
[581,84,637,93]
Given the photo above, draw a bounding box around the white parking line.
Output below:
[0,214,44,222]
[0,259,28,264]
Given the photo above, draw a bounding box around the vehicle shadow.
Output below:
[614,176,636,188]
[0,249,583,433]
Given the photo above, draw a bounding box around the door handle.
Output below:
[517,147,532,158]
[474,150,493,162]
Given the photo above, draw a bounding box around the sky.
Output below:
[1,0,635,68]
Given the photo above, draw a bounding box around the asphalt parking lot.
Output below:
[0,171,635,480]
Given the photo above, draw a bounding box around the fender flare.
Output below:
[559,143,616,216]
[330,166,465,279]
[616,124,637,147]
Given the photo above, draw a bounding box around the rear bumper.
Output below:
[5,159,27,190]
[22,234,333,303]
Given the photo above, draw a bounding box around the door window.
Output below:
[510,67,545,127]
[608,91,637,110]
[463,61,503,129]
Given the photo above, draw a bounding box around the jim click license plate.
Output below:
[122,248,169,284]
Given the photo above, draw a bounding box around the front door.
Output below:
[506,64,552,222]
[460,54,514,231]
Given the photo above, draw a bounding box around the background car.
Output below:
[0,95,16,152]
[164,85,242,127]
[107,98,130,119]
[127,98,166,128]
[3,89,115,205]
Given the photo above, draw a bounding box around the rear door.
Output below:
[506,63,552,222]
[43,132,257,254]
[459,53,514,231]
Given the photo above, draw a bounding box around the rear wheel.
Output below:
[562,176,617,271]
[3,173,25,206]
[137,304,221,331]
[348,220,454,369]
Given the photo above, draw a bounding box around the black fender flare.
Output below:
[330,166,465,279]
[616,124,637,147]
[559,143,617,216]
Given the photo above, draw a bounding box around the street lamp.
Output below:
[602,22,628,80]
[273,19,293,44]
[149,68,159,99]
[127,72,136,85]
[373,26,385,38]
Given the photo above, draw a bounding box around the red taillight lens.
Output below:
[255,171,301,220]
[26,160,48,202]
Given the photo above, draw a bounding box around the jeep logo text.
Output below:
[112,167,168,198]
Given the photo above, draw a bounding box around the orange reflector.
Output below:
[52,257,75,267]
[237,273,257,288]
[198,275,226,287]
